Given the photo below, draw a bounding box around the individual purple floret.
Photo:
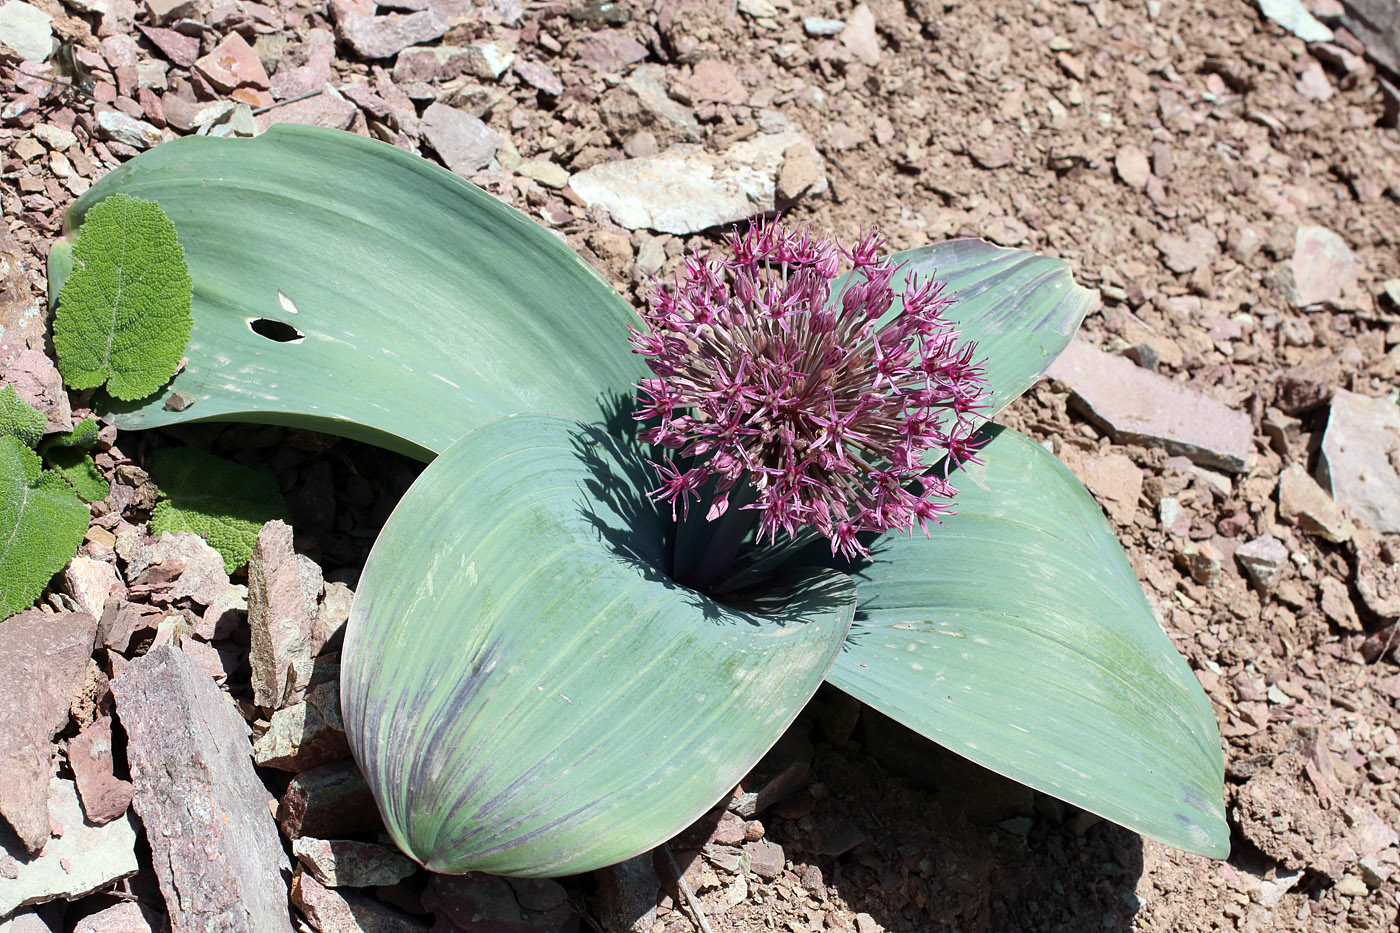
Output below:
[630,218,988,561]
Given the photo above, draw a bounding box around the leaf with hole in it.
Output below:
[49,126,644,458]
[148,446,288,573]
[53,193,193,401]
[0,386,45,449]
[0,436,89,618]
[39,418,110,503]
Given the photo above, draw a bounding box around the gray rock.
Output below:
[292,837,415,888]
[253,679,349,772]
[248,521,323,711]
[94,110,162,149]
[125,532,230,609]
[623,64,700,141]
[111,646,292,933]
[839,4,880,66]
[291,867,429,932]
[1318,389,1400,533]
[1277,464,1354,542]
[72,902,163,933]
[0,910,54,932]
[1235,535,1289,592]
[337,7,449,59]
[0,1,52,62]
[254,90,358,132]
[1046,339,1253,472]
[570,129,825,234]
[312,581,353,655]
[0,610,97,854]
[420,102,502,178]
[1291,225,1358,307]
[511,59,561,96]
[0,779,138,918]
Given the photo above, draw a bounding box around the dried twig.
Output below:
[663,845,715,933]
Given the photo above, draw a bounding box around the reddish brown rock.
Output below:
[422,872,573,933]
[0,610,97,853]
[194,33,270,93]
[0,348,72,433]
[1046,339,1252,472]
[248,520,323,710]
[111,645,293,933]
[278,760,379,840]
[254,90,359,133]
[66,714,133,825]
[137,24,199,67]
[570,30,648,71]
[685,59,747,104]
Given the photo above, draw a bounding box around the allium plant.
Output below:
[633,221,986,579]
[52,126,1229,879]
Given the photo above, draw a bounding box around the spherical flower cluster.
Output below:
[630,219,988,560]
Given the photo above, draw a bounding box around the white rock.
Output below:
[1257,0,1333,42]
[570,129,826,234]
[0,779,138,917]
[803,16,844,36]
[0,1,53,63]
[1318,389,1400,533]
[62,556,121,619]
[464,41,513,79]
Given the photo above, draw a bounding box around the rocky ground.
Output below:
[2,0,1400,930]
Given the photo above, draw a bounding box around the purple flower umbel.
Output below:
[631,219,988,566]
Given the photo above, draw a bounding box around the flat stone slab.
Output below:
[1318,389,1400,533]
[111,646,293,933]
[248,521,323,711]
[1046,338,1253,472]
[0,779,138,919]
[570,128,826,234]
[0,610,97,854]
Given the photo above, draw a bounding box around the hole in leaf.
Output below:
[248,318,304,343]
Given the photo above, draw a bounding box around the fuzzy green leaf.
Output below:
[45,449,110,503]
[0,386,45,449]
[148,446,288,573]
[0,436,89,618]
[53,193,193,401]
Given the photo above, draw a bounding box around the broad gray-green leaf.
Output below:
[826,425,1227,857]
[53,193,193,401]
[50,126,646,459]
[148,446,289,573]
[0,436,89,618]
[881,239,1095,416]
[341,414,854,877]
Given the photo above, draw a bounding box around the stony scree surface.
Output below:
[1,0,1400,930]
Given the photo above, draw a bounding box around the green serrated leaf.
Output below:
[53,193,193,401]
[148,446,288,573]
[0,436,89,618]
[0,386,45,449]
